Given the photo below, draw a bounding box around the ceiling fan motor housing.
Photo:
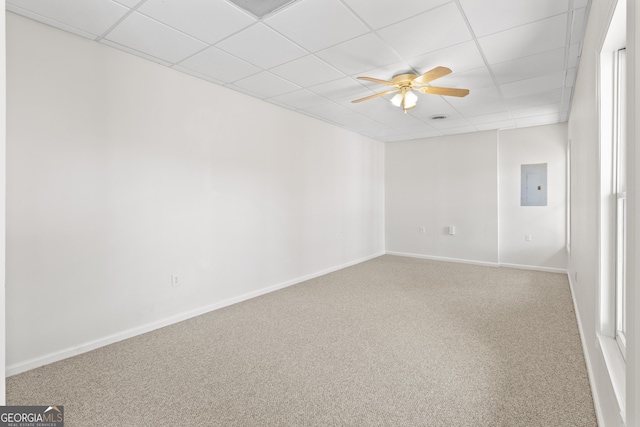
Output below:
[392,74,419,87]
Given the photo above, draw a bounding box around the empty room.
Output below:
[1,0,639,426]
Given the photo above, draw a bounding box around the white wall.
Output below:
[498,124,567,271]
[567,0,635,425]
[385,126,566,271]
[1,0,7,404]
[5,13,385,374]
[385,131,499,264]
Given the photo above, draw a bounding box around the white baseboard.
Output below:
[498,262,567,274]
[567,272,605,427]
[385,251,499,267]
[386,251,568,274]
[6,252,385,377]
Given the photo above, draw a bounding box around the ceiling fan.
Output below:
[351,66,469,114]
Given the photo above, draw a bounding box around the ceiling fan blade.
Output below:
[413,66,452,85]
[352,89,399,103]
[357,76,396,86]
[419,86,470,97]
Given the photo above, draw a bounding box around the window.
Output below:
[597,0,627,420]
[613,47,627,358]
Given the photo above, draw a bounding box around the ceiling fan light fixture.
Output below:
[391,89,417,113]
[404,90,418,108]
[391,93,404,108]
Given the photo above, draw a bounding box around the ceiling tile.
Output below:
[171,65,225,85]
[230,71,300,98]
[428,117,473,130]
[9,0,593,142]
[510,103,561,119]
[223,82,257,98]
[491,47,566,84]
[342,116,392,134]
[377,3,472,59]
[269,89,330,110]
[104,12,208,63]
[216,23,307,69]
[434,67,495,90]
[500,71,564,98]
[440,126,477,135]
[308,77,372,103]
[479,14,568,64]
[515,113,560,127]
[466,112,513,125]
[138,0,256,44]
[316,33,402,75]
[302,102,354,121]
[264,98,292,110]
[344,94,398,116]
[506,88,563,109]
[446,85,503,107]
[453,101,508,117]
[101,39,173,66]
[114,0,141,7]
[352,101,411,122]
[404,130,443,139]
[320,113,356,128]
[270,55,345,87]
[384,115,433,132]
[408,41,486,76]
[362,127,405,140]
[342,0,450,29]
[7,0,129,37]
[409,96,462,120]
[178,46,260,83]
[459,0,569,37]
[329,111,378,128]
[474,120,516,131]
[264,0,369,52]
[364,128,410,140]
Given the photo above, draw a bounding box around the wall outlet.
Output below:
[525,234,532,241]
[171,274,180,287]
[419,226,426,234]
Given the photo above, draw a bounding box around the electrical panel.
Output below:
[521,163,547,206]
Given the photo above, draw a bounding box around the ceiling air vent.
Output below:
[228,0,299,18]
[430,115,448,120]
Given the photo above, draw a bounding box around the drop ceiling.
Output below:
[6,0,591,142]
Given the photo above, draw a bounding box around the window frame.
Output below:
[596,0,627,421]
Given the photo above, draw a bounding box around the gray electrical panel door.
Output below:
[521,163,547,206]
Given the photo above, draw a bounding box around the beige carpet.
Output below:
[7,255,597,426]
